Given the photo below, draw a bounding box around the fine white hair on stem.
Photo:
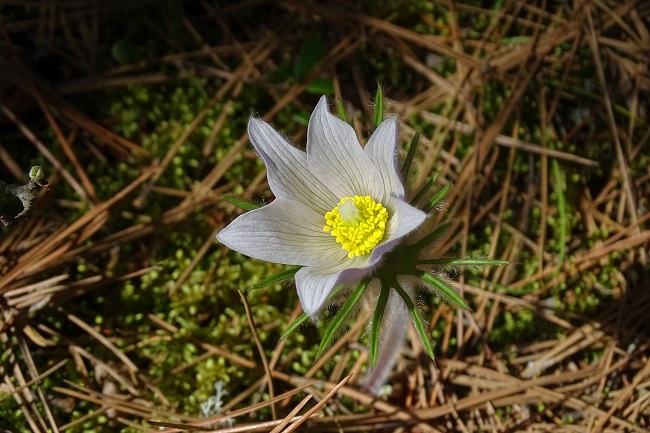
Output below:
[363,276,416,395]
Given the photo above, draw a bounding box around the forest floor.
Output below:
[0,1,649,432]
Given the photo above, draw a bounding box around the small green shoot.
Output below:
[420,273,469,311]
[316,279,369,358]
[294,37,327,79]
[401,131,420,179]
[423,184,451,213]
[222,196,260,211]
[307,78,335,95]
[419,258,510,267]
[410,173,440,206]
[369,286,390,367]
[248,266,301,291]
[393,282,435,361]
[373,85,384,128]
[551,158,567,276]
[337,99,348,123]
[409,221,454,252]
[281,313,309,340]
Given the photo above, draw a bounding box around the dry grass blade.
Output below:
[238,290,276,420]
[67,314,138,372]
[584,4,647,269]
[267,392,314,433]
[280,373,352,433]
[0,1,648,432]
[148,381,318,432]
[0,164,158,291]
[415,110,599,167]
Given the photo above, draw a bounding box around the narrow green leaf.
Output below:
[409,221,453,252]
[491,0,505,11]
[499,35,531,45]
[337,99,348,123]
[409,172,439,206]
[419,258,509,267]
[369,286,390,367]
[280,313,309,340]
[401,131,420,179]
[249,267,300,291]
[420,273,470,310]
[294,37,327,79]
[222,196,260,211]
[316,279,369,358]
[551,158,567,276]
[423,184,451,213]
[393,283,435,361]
[307,78,335,95]
[373,85,384,128]
[292,110,310,127]
[280,282,349,340]
[546,79,645,126]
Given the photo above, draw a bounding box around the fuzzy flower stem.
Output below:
[364,286,410,395]
[393,280,436,361]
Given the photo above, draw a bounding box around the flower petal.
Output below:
[216,198,346,267]
[248,118,338,214]
[307,96,384,200]
[364,117,405,201]
[295,254,370,316]
[370,197,427,261]
[295,267,341,317]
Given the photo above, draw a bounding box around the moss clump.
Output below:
[488,309,536,348]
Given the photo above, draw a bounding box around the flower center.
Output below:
[323,195,388,258]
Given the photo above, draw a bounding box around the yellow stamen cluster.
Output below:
[323,195,389,258]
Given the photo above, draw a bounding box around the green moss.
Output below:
[0,398,28,433]
[488,309,536,347]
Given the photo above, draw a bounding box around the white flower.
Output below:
[217,96,426,317]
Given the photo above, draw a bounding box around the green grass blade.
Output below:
[423,184,451,213]
[401,131,420,179]
[392,283,435,361]
[293,37,327,79]
[316,279,369,358]
[280,312,309,340]
[222,196,260,211]
[249,266,300,291]
[410,221,453,252]
[420,273,469,310]
[369,286,390,368]
[419,258,509,266]
[551,158,567,276]
[337,99,348,123]
[373,85,384,128]
[409,172,439,206]
[546,79,646,125]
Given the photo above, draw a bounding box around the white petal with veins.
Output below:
[307,96,384,200]
[218,96,426,316]
[217,198,346,268]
